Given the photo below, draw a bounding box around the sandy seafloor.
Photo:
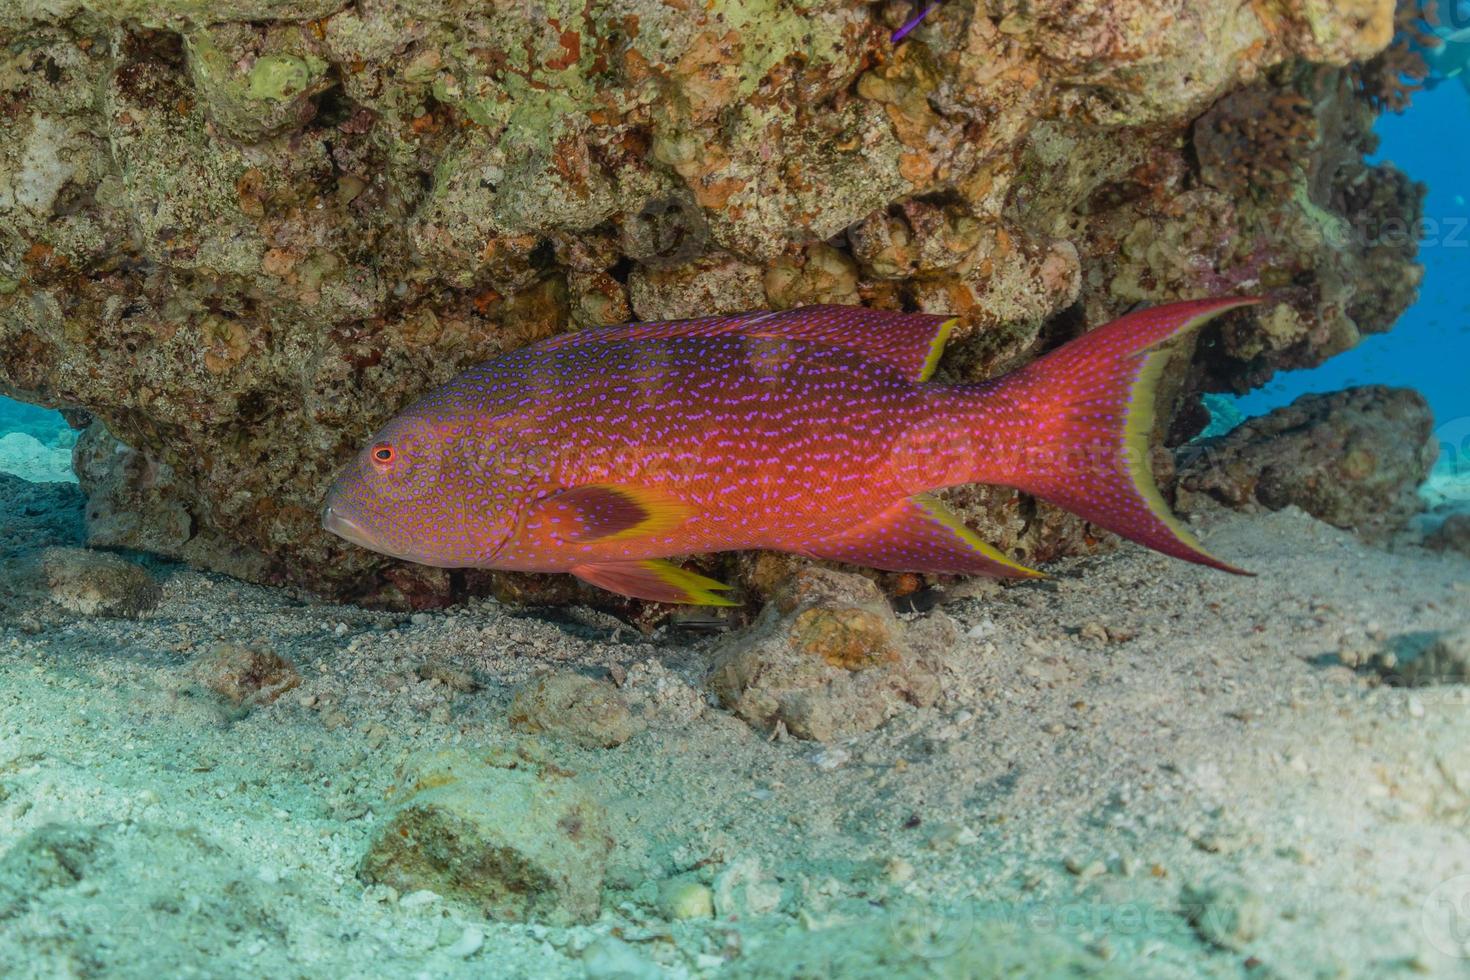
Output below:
[1,449,1469,979]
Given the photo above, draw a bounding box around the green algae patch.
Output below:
[247,54,323,102]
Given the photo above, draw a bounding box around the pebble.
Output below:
[809,746,850,771]
[657,879,714,920]
[443,924,484,958]
[966,618,997,639]
[398,889,440,909]
[1064,857,1106,881]
[507,672,643,748]
[582,936,662,980]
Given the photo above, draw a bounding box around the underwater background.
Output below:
[2,3,1470,978]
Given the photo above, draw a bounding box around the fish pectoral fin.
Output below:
[526,483,691,542]
[810,493,1044,580]
[571,559,737,606]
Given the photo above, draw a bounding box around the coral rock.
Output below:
[707,568,941,741]
[0,0,1420,606]
[508,672,645,749]
[1,546,160,619]
[73,422,272,583]
[1176,386,1436,539]
[359,751,611,925]
[192,642,300,708]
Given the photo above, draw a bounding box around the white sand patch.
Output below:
[0,432,75,483]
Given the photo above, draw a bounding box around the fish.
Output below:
[322,298,1257,605]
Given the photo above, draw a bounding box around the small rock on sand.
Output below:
[1426,513,1470,559]
[358,751,611,925]
[192,643,301,708]
[707,568,941,741]
[1181,880,1265,951]
[657,877,714,920]
[508,671,645,748]
[0,546,160,619]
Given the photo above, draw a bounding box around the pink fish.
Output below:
[323,299,1256,604]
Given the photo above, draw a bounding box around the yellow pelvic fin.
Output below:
[571,559,737,606]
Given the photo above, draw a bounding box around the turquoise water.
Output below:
[0,395,68,443]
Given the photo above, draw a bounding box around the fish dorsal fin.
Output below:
[809,494,1044,579]
[545,305,957,381]
[572,559,736,606]
[522,483,691,543]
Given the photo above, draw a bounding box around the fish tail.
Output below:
[967,297,1260,574]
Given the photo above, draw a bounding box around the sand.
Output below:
[0,433,74,485]
[1,468,1468,978]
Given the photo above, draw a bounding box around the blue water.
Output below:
[1233,79,1470,453]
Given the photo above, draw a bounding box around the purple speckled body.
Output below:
[322,301,1254,603]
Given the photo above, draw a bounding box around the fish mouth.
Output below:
[322,502,509,568]
[322,504,394,555]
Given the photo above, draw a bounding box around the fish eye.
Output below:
[371,443,396,466]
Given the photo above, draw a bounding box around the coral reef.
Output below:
[0,472,82,557]
[0,0,1422,604]
[1175,386,1437,539]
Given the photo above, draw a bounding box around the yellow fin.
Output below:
[810,494,1043,579]
[572,559,737,605]
[528,484,690,543]
[918,318,956,381]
